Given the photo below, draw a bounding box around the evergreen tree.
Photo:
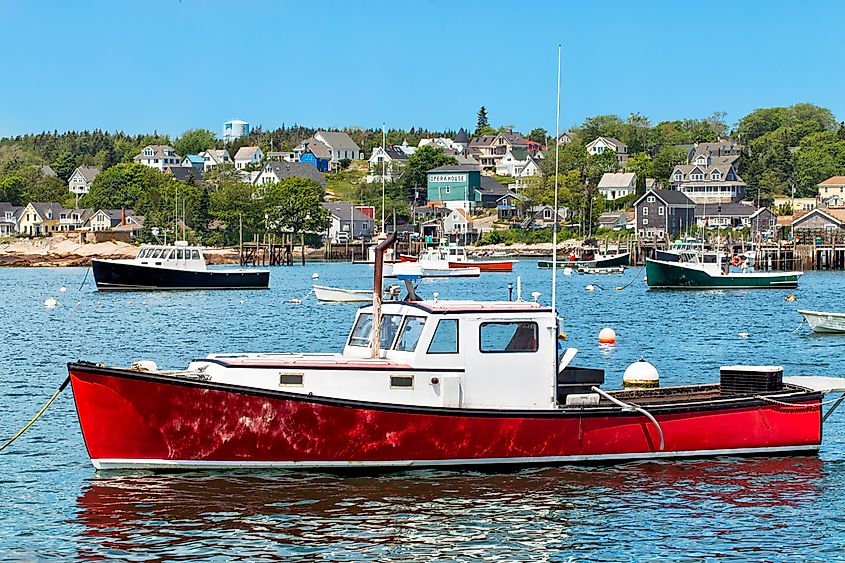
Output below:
[476,106,489,134]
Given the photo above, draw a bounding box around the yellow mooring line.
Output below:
[0,376,70,454]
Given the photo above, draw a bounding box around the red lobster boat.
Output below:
[68,235,845,470]
[401,242,515,272]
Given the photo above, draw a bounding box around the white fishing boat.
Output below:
[313,284,372,303]
[798,310,845,334]
[385,260,480,278]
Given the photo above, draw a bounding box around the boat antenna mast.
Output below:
[371,232,397,359]
[381,122,386,235]
[552,44,561,314]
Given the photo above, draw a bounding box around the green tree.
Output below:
[528,128,548,144]
[82,163,165,210]
[263,177,327,265]
[52,151,77,182]
[650,146,688,181]
[404,144,458,196]
[624,152,653,194]
[175,129,218,157]
[476,106,489,134]
[23,176,72,206]
[0,176,26,205]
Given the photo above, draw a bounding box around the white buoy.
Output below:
[290,298,302,304]
[59,286,67,293]
[43,297,60,308]
[585,284,596,291]
[598,327,616,344]
[312,272,320,279]
[623,359,659,388]
[239,299,245,304]
[738,331,749,338]
[563,267,573,276]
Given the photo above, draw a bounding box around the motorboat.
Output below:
[385,261,480,278]
[406,242,515,272]
[645,250,801,289]
[539,252,630,269]
[68,234,845,470]
[798,310,845,334]
[313,284,372,303]
[91,241,269,290]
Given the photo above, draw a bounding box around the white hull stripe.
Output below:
[92,444,821,470]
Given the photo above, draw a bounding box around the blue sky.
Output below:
[1,0,843,138]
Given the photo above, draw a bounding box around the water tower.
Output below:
[223,119,250,143]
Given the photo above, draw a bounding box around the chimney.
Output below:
[121,208,126,226]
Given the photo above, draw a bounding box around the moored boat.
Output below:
[798,310,845,334]
[645,251,801,289]
[91,241,269,290]
[313,284,372,303]
[67,234,845,471]
[539,252,630,269]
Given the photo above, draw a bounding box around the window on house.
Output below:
[642,207,648,215]
[643,218,649,225]
[674,173,682,181]
[658,207,664,216]
[480,322,538,353]
[712,172,721,180]
[647,196,655,202]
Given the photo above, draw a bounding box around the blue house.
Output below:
[300,149,329,172]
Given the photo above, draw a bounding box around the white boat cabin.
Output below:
[133,241,208,271]
[187,299,562,410]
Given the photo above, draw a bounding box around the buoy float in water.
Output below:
[312,272,320,279]
[43,297,60,308]
[585,284,596,291]
[738,331,750,338]
[563,267,573,276]
[623,358,659,388]
[59,286,67,293]
[785,294,796,302]
[239,299,245,304]
[290,298,302,304]
[598,327,616,344]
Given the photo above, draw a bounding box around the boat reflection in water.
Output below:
[73,457,827,559]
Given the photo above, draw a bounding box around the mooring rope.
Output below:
[0,376,70,454]
[78,267,91,291]
[755,394,843,408]
[615,264,646,291]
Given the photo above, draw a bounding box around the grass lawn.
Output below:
[324,167,368,201]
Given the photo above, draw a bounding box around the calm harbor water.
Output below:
[2,261,845,559]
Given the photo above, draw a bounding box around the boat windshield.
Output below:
[394,316,426,352]
[348,313,404,348]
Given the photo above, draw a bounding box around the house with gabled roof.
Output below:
[367,146,410,183]
[792,208,845,231]
[134,145,181,171]
[634,189,695,240]
[598,172,637,201]
[68,165,100,198]
[496,149,533,177]
[86,208,138,232]
[688,141,741,166]
[234,146,264,169]
[443,207,474,234]
[165,165,203,183]
[586,137,628,166]
[294,131,361,171]
[0,202,23,237]
[468,131,530,172]
[320,201,375,241]
[18,203,64,236]
[694,202,757,229]
[253,161,327,188]
[670,156,746,204]
[57,207,94,232]
[199,149,231,172]
[818,176,845,207]
[182,154,205,173]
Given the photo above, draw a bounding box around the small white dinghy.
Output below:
[313,284,371,303]
[799,310,845,334]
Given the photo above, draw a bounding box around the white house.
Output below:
[586,137,628,165]
[670,158,747,204]
[133,145,181,171]
[367,146,409,183]
[294,131,361,170]
[598,172,637,201]
[199,149,231,172]
[496,149,529,177]
[234,146,264,169]
[0,203,22,236]
[67,165,100,198]
[443,208,473,234]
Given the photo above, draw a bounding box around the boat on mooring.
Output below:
[91,241,270,290]
[312,284,372,303]
[403,242,515,272]
[539,252,629,270]
[68,234,845,470]
[645,250,802,289]
[798,310,845,334]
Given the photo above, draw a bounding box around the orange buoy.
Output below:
[598,327,616,344]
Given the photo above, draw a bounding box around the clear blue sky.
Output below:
[1,0,843,138]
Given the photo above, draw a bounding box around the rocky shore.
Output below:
[0,237,240,267]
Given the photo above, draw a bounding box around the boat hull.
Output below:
[313,284,372,303]
[92,259,269,290]
[799,310,845,334]
[449,261,514,272]
[68,363,822,470]
[539,253,629,269]
[645,259,801,289]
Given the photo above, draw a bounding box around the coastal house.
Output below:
[586,137,628,166]
[367,146,409,183]
[443,208,473,235]
[253,162,327,188]
[598,211,628,230]
[634,189,696,240]
[418,137,456,151]
[294,132,361,171]
[67,165,100,198]
[598,172,637,201]
[134,145,181,171]
[164,165,203,183]
[818,176,845,206]
[496,149,531,177]
[468,131,530,172]
[426,164,482,211]
[234,146,264,169]
[0,203,22,236]
[791,208,845,231]
[694,202,756,229]
[199,149,231,172]
[669,157,746,204]
[57,207,94,232]
[749,207,777,236]
[182,154,205,173]
[475,176,509,209]
[320,202,375,241]
[529,205,569,228]
[688,141,741,166]
[18,202,64,236]
[87,209,138,232]
[773,196,816,214]
[496,191,528,221]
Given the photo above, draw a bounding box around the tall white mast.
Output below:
[381,123,386,234]
[552,44,561,313]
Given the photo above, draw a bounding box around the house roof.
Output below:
[298,138,332,160]
[671,163,746,186]
[477,175,508,196]
[428,164,480,173]
[468,135,497,147]
[694,203,757,217]
[635,189,694,207]
[793,208,845,227]
[135,145,179,159]
[598,211,627,225]
[0,202,23,221]
[261,161,327,187]
[235,146,262,160]
[448,208,472,222]
[455,128,469,144]
[509,149,529,161]
[819,176,845,186]
[40,165,57,177]
[320,202,372,223]
[74,165,100,182]
[29,202,64,219]
[184,154,205,165]
[588,137,627,152]
[316,131,360,152]
[598,172,636,189]
[165,165,203,183]
[377,146,409,160]
[692,141,741,159]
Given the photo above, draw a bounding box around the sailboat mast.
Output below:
[552,44,561,314]
[381,123,386,234]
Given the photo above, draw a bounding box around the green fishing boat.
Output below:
[645,252,802,289]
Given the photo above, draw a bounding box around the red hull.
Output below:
[449,261,514,272]
[68,365,822,470]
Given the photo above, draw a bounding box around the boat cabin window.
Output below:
[480,322,538,353]
[151,249,163,259]
[394,316,426,352]
[703,254,717,264]
[177,249,184,259]
[348,313,404,349]
[427,319,458,354]
[166,249,176,259]
[191,250,201,260]
[138,249,148,258]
